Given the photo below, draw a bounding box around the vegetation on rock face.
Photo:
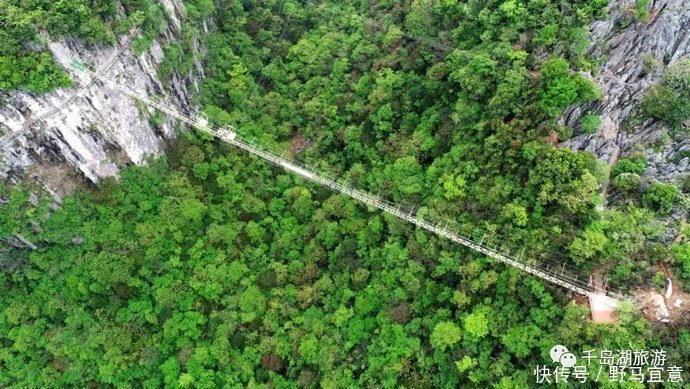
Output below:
[634,0,651,22]
[0,43,72,93]
[641,85,690,130]
[613,172,642,193]
[1,0,689,386]
[580,113,601,134]
[611,154,647,177]
[643,181,681,214]
[0,0,165,92]
[641,59,690,130]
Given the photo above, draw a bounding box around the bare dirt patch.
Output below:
[636,264,690,326]
[29,162,85,198]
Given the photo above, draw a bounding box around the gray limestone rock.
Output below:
[562,0,690,186]
[0,0,200,183]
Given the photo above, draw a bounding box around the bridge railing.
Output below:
[81,66,623,302]
[228,134,615,298]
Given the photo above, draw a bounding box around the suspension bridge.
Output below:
[67,59,622,311]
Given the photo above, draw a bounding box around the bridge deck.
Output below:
[68,62,622,305]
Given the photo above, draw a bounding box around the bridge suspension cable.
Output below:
[69,60,622,307]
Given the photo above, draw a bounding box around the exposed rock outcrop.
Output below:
[0,0,199,183]
[562,0,690,182]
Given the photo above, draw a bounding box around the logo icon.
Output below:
[550,344,578,368]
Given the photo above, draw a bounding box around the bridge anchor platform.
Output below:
[589,294,619,323]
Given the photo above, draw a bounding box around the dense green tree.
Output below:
[640,85,690,129]
[643,181,681,213]
[612,155,647,176]
[464,307,490,339]
[569,228,608,264]
[613,172,642,193]
[539,57,599,118]
[430,321,462,350]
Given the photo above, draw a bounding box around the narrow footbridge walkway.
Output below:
[69,60,622,308]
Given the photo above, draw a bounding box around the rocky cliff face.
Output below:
[1,0,687,193]
[0,0,198,188]
[562,0,690,182]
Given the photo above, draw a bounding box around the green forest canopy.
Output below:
[2,0,689,386]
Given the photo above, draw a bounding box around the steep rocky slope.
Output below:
[1,0,687,190]
[0,0,197,185]
[562,0,690,182]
